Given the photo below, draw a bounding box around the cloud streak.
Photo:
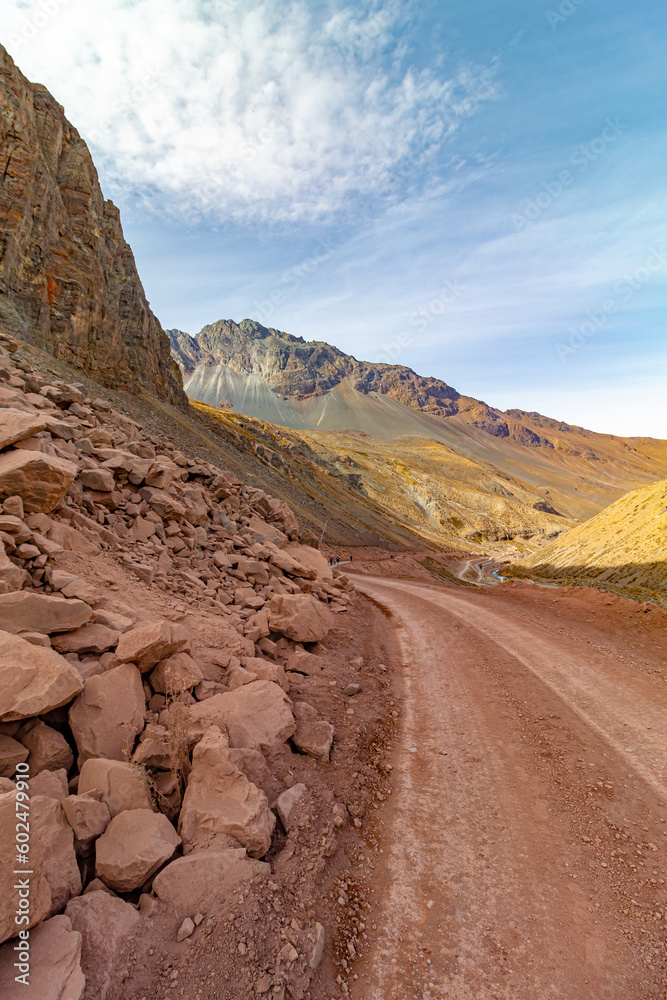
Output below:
[4,0,499,224]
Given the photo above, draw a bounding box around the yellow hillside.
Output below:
[508,479,667,606]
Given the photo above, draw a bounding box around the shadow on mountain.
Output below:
[506,560,667,607]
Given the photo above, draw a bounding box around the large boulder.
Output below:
[0,791,52,943]
[178,728,275,858]
[29,768,68,802]
[188,680,295,752]
[115,621,192,673]
[0,915,84,1000]
[68,664,145,764]
[285,541,332,579]
[0,450,77,513]
[0,409,51,450]
[20,721,74,774]
[153,848,270,918]
[0,546,24,595]
[95,809,181,891]
[0,736,28,777]
[0,593,94,636]
[77,758,154,817]
[32,796,82,915]
[62,794,111,842]
[66,892,140,1000]
[267,594,334,642]
[51,624,120,655]
[0,632,83,722]
[149,652,203,695]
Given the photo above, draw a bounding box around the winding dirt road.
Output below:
[349,576,667,1000]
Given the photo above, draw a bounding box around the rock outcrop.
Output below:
[0,45,185,405]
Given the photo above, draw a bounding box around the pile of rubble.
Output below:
[0,332,354,998]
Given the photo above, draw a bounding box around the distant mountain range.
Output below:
[170,320,667,548]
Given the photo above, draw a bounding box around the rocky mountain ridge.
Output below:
[0,44,185,406]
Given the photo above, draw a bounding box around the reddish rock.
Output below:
[66,892,140,1000]
[188,680,295,752]
[20,720,73,774]
[178,728,275,858]
[0,915,84,1000]
[149,651,203,695]
[0,591,94,636]
[77,758,154,816]
[267,594,334,642]
[32,795,82,914]
[153,848,270,918]
[0,450,77,513]
[68,664,145,764]
[0,735,28,777]
[0,409,51,450]
[62,794,111,842]
[115,620,192,673]
[51,623,120,655]
[292,702,334,762]
[95,809,181,891]
[0,631,83,722]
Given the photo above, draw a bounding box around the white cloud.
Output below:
[3,0,499,224]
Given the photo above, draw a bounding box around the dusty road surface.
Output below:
[347,576,667,1000]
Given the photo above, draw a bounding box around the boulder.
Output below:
[115,621,192,673]
[269,548,316,580]
[62,794,111,842]
[0,915,84,1000]
[21,721,74,774]
[78,468,115,492]
[178,728,275,858]
[132,724,171,770]
[46,523,100,555]
[188,681,295,753]
[0,546,24,595]
[276,783,307,833]
[0,791,52,943]
[66,891,140,1000]
[95,809,181,891]
[292,703,334,762]
[149,652,203,695]
[153,848,270,918]
[285,541,332,579]
[51,624,120,655]
[0,632,83,722]
[227,748,284,803]
[32,795,82,914]
[29,768,68,801]
[0,450,77,513]
[267,594,334,643]
[0,736,28,777]
[77,758,154,817]
[0,597,90,650]
[0,409,51,450]
[285,649,324,676]
[68,664,145,764]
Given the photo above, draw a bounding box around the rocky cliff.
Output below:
[0,45,185,405]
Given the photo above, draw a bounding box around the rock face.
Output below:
[0,631,83,721]
[95,809,181,891]
[0,45,185,405]
[178,728,275,858]
[0,915,85,1000]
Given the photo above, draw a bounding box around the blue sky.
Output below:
[4,0,666,436]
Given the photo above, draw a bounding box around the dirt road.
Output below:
[348,576,667,1000]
